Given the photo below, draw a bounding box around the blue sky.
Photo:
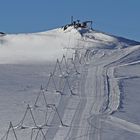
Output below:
[0,0,140,41]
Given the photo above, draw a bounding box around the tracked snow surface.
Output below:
[0,26,140,140]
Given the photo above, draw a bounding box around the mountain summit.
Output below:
[0,26,139,64]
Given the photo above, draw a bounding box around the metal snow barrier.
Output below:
[45,72,58,93]
[30,127,46,140]
[1,51,84,140]
[34,85,48,108]
[59,54,80,75]
[33,86,52,127]
[32,86,70,127]
[74,52,87,65]
[1,122,18,140]
[45,73,75,96]
[14,104,37,129]
[45,55,80,95]
[52,59,63,77]
[59,76,76,96]
[72,50,82,65]
[60,55,69,75]
[46,104,69,127]
[69,58,80,75]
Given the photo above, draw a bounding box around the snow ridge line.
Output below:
[104,66,120,114]
[103,45,140,115]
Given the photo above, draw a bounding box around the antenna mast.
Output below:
[71,16,74,24]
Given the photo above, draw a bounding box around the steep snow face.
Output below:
[0,27,139,64]
[78,28,140,49]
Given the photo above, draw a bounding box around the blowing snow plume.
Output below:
[0,28,79,64]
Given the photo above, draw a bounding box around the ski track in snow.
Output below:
[73,45,140,140]
[43,45,140,140]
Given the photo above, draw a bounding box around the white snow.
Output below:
[0,26,140,140]
[0,28,79,64]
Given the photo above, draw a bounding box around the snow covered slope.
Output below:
[0,26,140,140]
[0,27,139,64]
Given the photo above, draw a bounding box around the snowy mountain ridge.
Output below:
[0,27,139,64]
[0,26,140,140]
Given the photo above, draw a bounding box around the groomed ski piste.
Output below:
[0,25,140,140]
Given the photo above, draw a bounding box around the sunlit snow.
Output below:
[0,26,140,140]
